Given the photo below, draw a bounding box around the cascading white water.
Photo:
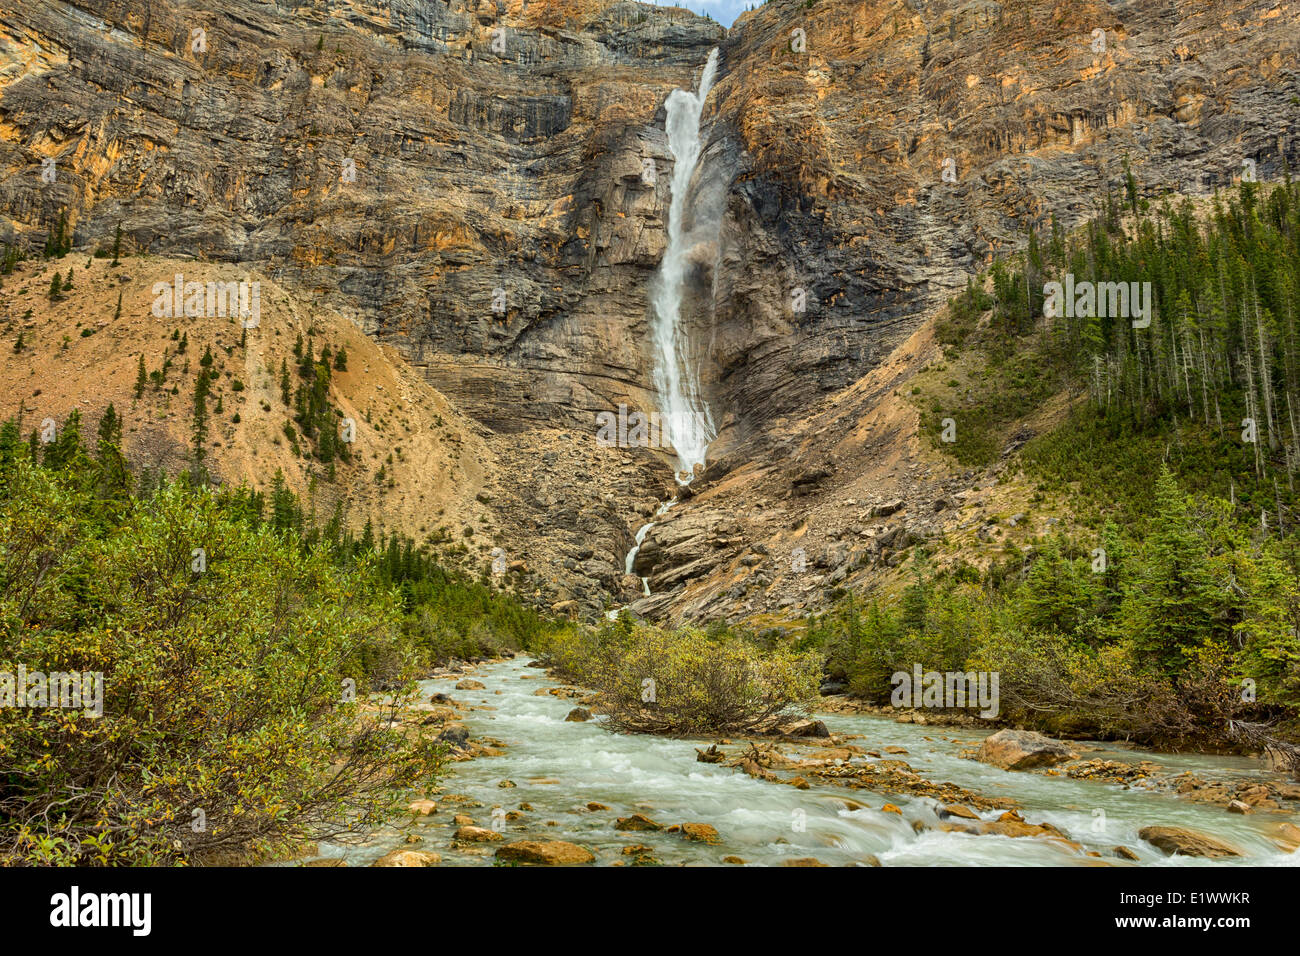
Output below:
[615,50,722,603]
[651,48,720,485]
[623,499,676,598]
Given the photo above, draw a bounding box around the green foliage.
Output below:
[0,409,558,864]
[806,467,1300,745]
[535,618,818,735]
[0,456,443,865]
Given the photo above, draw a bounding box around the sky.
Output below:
[644,0,751,27]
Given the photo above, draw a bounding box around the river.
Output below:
[324,657,1299,867]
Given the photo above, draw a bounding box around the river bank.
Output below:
[301,657,1300,867]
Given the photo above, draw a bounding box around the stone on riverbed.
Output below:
[976,730,1077,770]
[680,823,720,843]
[615,813,664,831]
[779,718,831,738]
[371,849,441,867]
[454,825,504,843]
[455,679,485,690]
[496,840,595,865]
[1138,826,1242,858]
[565,707,591,722]
[1269,822,1300,851]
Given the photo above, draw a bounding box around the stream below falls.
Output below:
[324,658,1300,867]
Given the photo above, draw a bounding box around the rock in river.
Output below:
[976,730,1077,771]
[1138,826,1242,858]
[496,841,595,866]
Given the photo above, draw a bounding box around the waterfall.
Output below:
[651,47,720,485]
[616,49,721,606]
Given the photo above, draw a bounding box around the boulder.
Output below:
[454,679,485,690]
[1138,826,1242,858]
[679,823,720,844]
[496,840,595,866]
[564,707,592,722]
[1269,822,1300,852]
[615,813,664,832]
[437,725,470,747]
[780,718,831,738]
[871,499,904,518]
[371,849,440,867]
[976,730,1077,770]
[454,826,504,843]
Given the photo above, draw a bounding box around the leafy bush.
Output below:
[0,460,441,865]
[538,618,817,735]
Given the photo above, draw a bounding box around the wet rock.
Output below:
[454,826,504,843]
[781,857,829,866]
[976,730,1077,770]
[1112,846,1141,861]
[940,804,980,820]
[1227,800,1251,814]
[454,679,485,691]
[779,718,831,738]
[1269,822,1300,852]
[496,840,595,866]
[371,849,440,867]
[301,858,347,867]
[722,856,747,865]
[615,814,664,832]
[564,707,592,722]
[407,799,438,816]
[452,814,475,826]
[679,823,720,844]
[1138,826,1242,858]
[437,725,471,747]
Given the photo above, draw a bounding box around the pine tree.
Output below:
[95,404,131,497]
[1121,466,1224,675]
[134,354,148,399]
[191,370,210,482]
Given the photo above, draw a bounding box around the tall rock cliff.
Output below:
[1,0,1297,620]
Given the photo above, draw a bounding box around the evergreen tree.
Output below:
[1121,467,1225,675]
[134,354,148,399]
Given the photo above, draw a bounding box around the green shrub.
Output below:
[0,460,442,865]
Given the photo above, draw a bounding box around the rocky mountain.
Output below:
[2,0,1297,621]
